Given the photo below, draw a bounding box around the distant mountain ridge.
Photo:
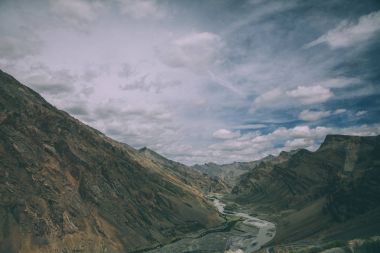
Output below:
[0,70,222,253]
[192,150,298,185]
[138,147,228,193]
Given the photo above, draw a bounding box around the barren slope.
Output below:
[0,70,222,253]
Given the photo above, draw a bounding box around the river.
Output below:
[144,196,276,253]
[212,198,276,253]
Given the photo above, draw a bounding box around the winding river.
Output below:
[212,198,276,253]
[143,196,276,253]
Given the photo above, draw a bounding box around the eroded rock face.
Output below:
[0,70,222,253]
[232,134,380,220]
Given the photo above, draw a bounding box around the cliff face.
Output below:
[232,134,380,241]
[320,135,380,221]
[233,135,380,210]
[0,70,222,253]
[232,148,327,209]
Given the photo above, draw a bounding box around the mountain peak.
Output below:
[319,134,363,151]
[138,146,169,162]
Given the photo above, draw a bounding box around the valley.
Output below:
[2,1,380,252]
[193,134,380,253]
[1,69,379,253]
[145,194,275,253]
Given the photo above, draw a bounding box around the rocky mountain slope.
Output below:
[232,134,380,243]
[192,151,296,185]
[0,70,222,253]
[139,147,228,193]
[192,161,255,185]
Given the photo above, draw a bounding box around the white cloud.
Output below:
[334,108,347,114]
[204,124,380,164]
[314,77,361,89]
[254,88,282,105]
[287,85,333,104]
[251,88,282,110]
[234,124,267,130]
[116,0,165,19]
[90,99,179,148]
[299,109,346,121]
[356,110,367,116]
[306,11,380,49]
[212,129,240,140]
[299,109,332,121]
[285,138,315,149]
[156,32,223,72]
[271,125,325,139]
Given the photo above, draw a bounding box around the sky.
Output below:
[1,0,380,165]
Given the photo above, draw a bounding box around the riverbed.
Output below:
[145,195,275,253]
[212,198,276,252]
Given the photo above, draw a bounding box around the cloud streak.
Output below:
[298,109,346,121]
[306,10,380,49]
[287,85,333,105]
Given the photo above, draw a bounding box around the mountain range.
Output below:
[1,69,379,253]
